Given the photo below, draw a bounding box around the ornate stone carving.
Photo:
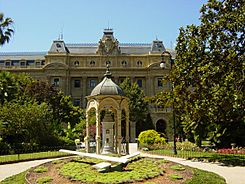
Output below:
[96,30,121,55]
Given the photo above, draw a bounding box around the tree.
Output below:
[0,72,34,104]
[172,0,245,147]
[119,78,153,135]
[0,13,13,46]
[26,80,82,129]
[0,101,58,147]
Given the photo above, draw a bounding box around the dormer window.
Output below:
[56,43,62,48]
[74,61,80,66]
[121,60,127,67]
[90,60,95,66]
[137,60,142,67]
[5,61,11,67]
[35,61,41,67]
[20,61,26,67]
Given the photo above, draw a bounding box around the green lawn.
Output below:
[0,151,70,164]
[185,168,226,184]
[148,149,245,166]
[0,171,27,184]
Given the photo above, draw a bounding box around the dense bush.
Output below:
[148,141,203,152]
[138,130,166,147]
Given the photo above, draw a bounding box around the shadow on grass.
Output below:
[190,154,245,166]
[147,150,245,167]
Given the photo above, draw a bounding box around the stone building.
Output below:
[0,29,175,138]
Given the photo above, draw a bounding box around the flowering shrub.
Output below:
[217,148,245,155]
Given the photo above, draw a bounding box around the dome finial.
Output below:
[104,64,112,78]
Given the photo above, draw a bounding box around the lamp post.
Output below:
[160,52,177,155]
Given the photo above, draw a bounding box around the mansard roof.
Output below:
[65,43,153,54]
[0,52,46,60]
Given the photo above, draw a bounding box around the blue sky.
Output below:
[0,0,207,52]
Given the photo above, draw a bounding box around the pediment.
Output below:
[43,62,68,70]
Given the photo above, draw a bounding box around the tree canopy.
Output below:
[119,78,154,135]
[0,72,83,151]
[171,0,244,147]
[0,13,14,46]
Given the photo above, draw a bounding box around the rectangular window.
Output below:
[74,79,81,88]
[137,79,143,88]
[53,78,60,87]
[89,79,97,88]
[157,78,163,87]
[73,99,81,106]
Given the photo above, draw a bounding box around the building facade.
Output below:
[0,29,175,136]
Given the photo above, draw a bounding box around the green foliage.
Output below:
[0,151,70,164]
[172,0,245,147]
[26,80,83,129]
[169,174,183,180]
[170,164,186,171]
[0,101,59,146]
[0,13,14,46]
[59,158,164,183]
[0,171,27,184]
[51,160,63,164]
[185,168,226,184]
[36,176,53,184]
[0,72,84,150]
[33,166,48,173]
[138,130,166,146]
[119,78,153,135]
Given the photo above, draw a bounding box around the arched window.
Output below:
[121,60,127,67]
[90,60,95,66]
[74,61,80,66]
[137,60,142,67]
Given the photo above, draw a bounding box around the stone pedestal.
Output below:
[102,121,115,154]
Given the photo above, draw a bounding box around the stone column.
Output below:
[96,110,101,154]
[117,109,122,155]
[125,111,130,154]
[85,112,90,153]
[130,121,136,142]
[82,77,87,108]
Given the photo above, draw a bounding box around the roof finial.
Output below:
[156,35,158,40]
[104,64,112,78]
